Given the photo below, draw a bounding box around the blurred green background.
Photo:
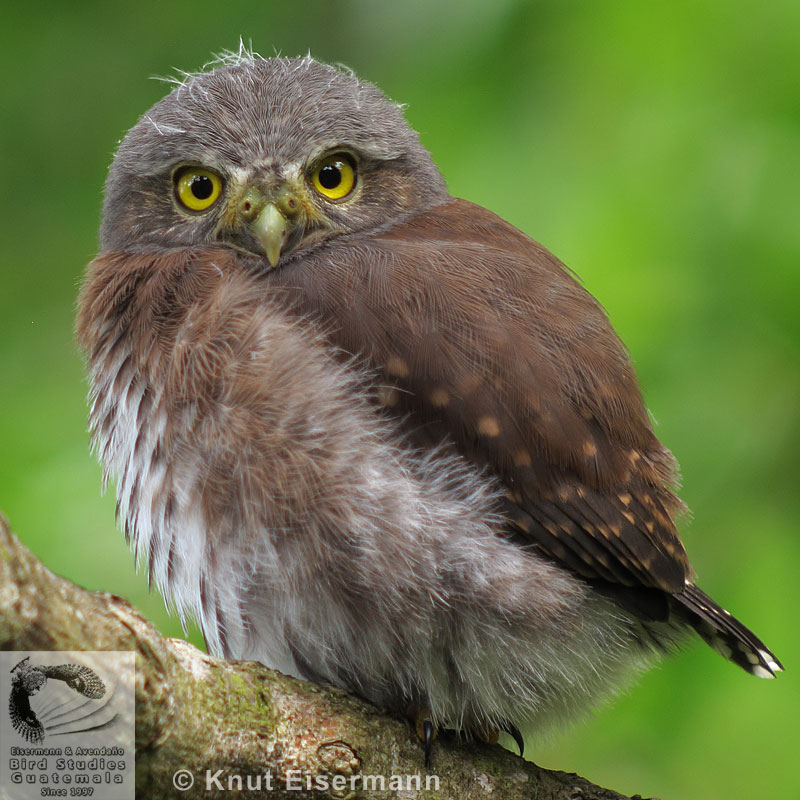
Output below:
[1,1,797,796]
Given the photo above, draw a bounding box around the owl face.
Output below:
[100,56,449,265]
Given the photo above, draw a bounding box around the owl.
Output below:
[9,658,105,743]
[76,53,781,761]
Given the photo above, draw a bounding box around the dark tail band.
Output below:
[677,583,783,678]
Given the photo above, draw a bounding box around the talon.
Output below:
[407,705,438,768]
[423,719,434,768]
[502,721,525,757]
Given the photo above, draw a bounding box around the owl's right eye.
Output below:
[174,167,224,212]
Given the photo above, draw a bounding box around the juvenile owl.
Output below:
[77,54,781,761]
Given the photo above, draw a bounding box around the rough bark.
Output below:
[0,514,649,799]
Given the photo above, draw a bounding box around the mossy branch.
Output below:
[0,514,645,799]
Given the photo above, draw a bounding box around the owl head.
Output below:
[100,55,449,266]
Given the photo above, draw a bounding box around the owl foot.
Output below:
[468,721,525,757]
[422,719,435,768]
[406,705,438,768]
[502,721,525,757]
[469,724,499,745]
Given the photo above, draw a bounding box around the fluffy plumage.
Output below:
[77,54,780,744]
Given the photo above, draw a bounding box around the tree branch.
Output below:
[0,514,645,799]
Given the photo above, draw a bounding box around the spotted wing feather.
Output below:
[269,198,691,593]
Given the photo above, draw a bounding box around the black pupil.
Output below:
[318,163,343,189]
[191,175,214,200]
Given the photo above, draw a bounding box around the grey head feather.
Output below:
[101,56,449,252]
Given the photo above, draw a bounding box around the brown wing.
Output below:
[268,198,692,592]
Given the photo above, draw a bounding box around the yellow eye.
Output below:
[312,154,357,201]
[174,167,223,212]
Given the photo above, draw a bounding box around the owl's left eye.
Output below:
[311,153,357,201]
[174,167,224,212]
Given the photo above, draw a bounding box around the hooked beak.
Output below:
[252,204,289,268]
[231,184,302,268]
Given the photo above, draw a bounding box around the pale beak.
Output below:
[251,203,290,267]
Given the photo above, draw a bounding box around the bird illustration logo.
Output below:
[8,657,106,743]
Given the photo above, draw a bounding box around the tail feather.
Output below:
[677,583,783,678]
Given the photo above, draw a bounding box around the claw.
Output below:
[407,705,438,768]
[423,719,434,768]
[502,721,525,757]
